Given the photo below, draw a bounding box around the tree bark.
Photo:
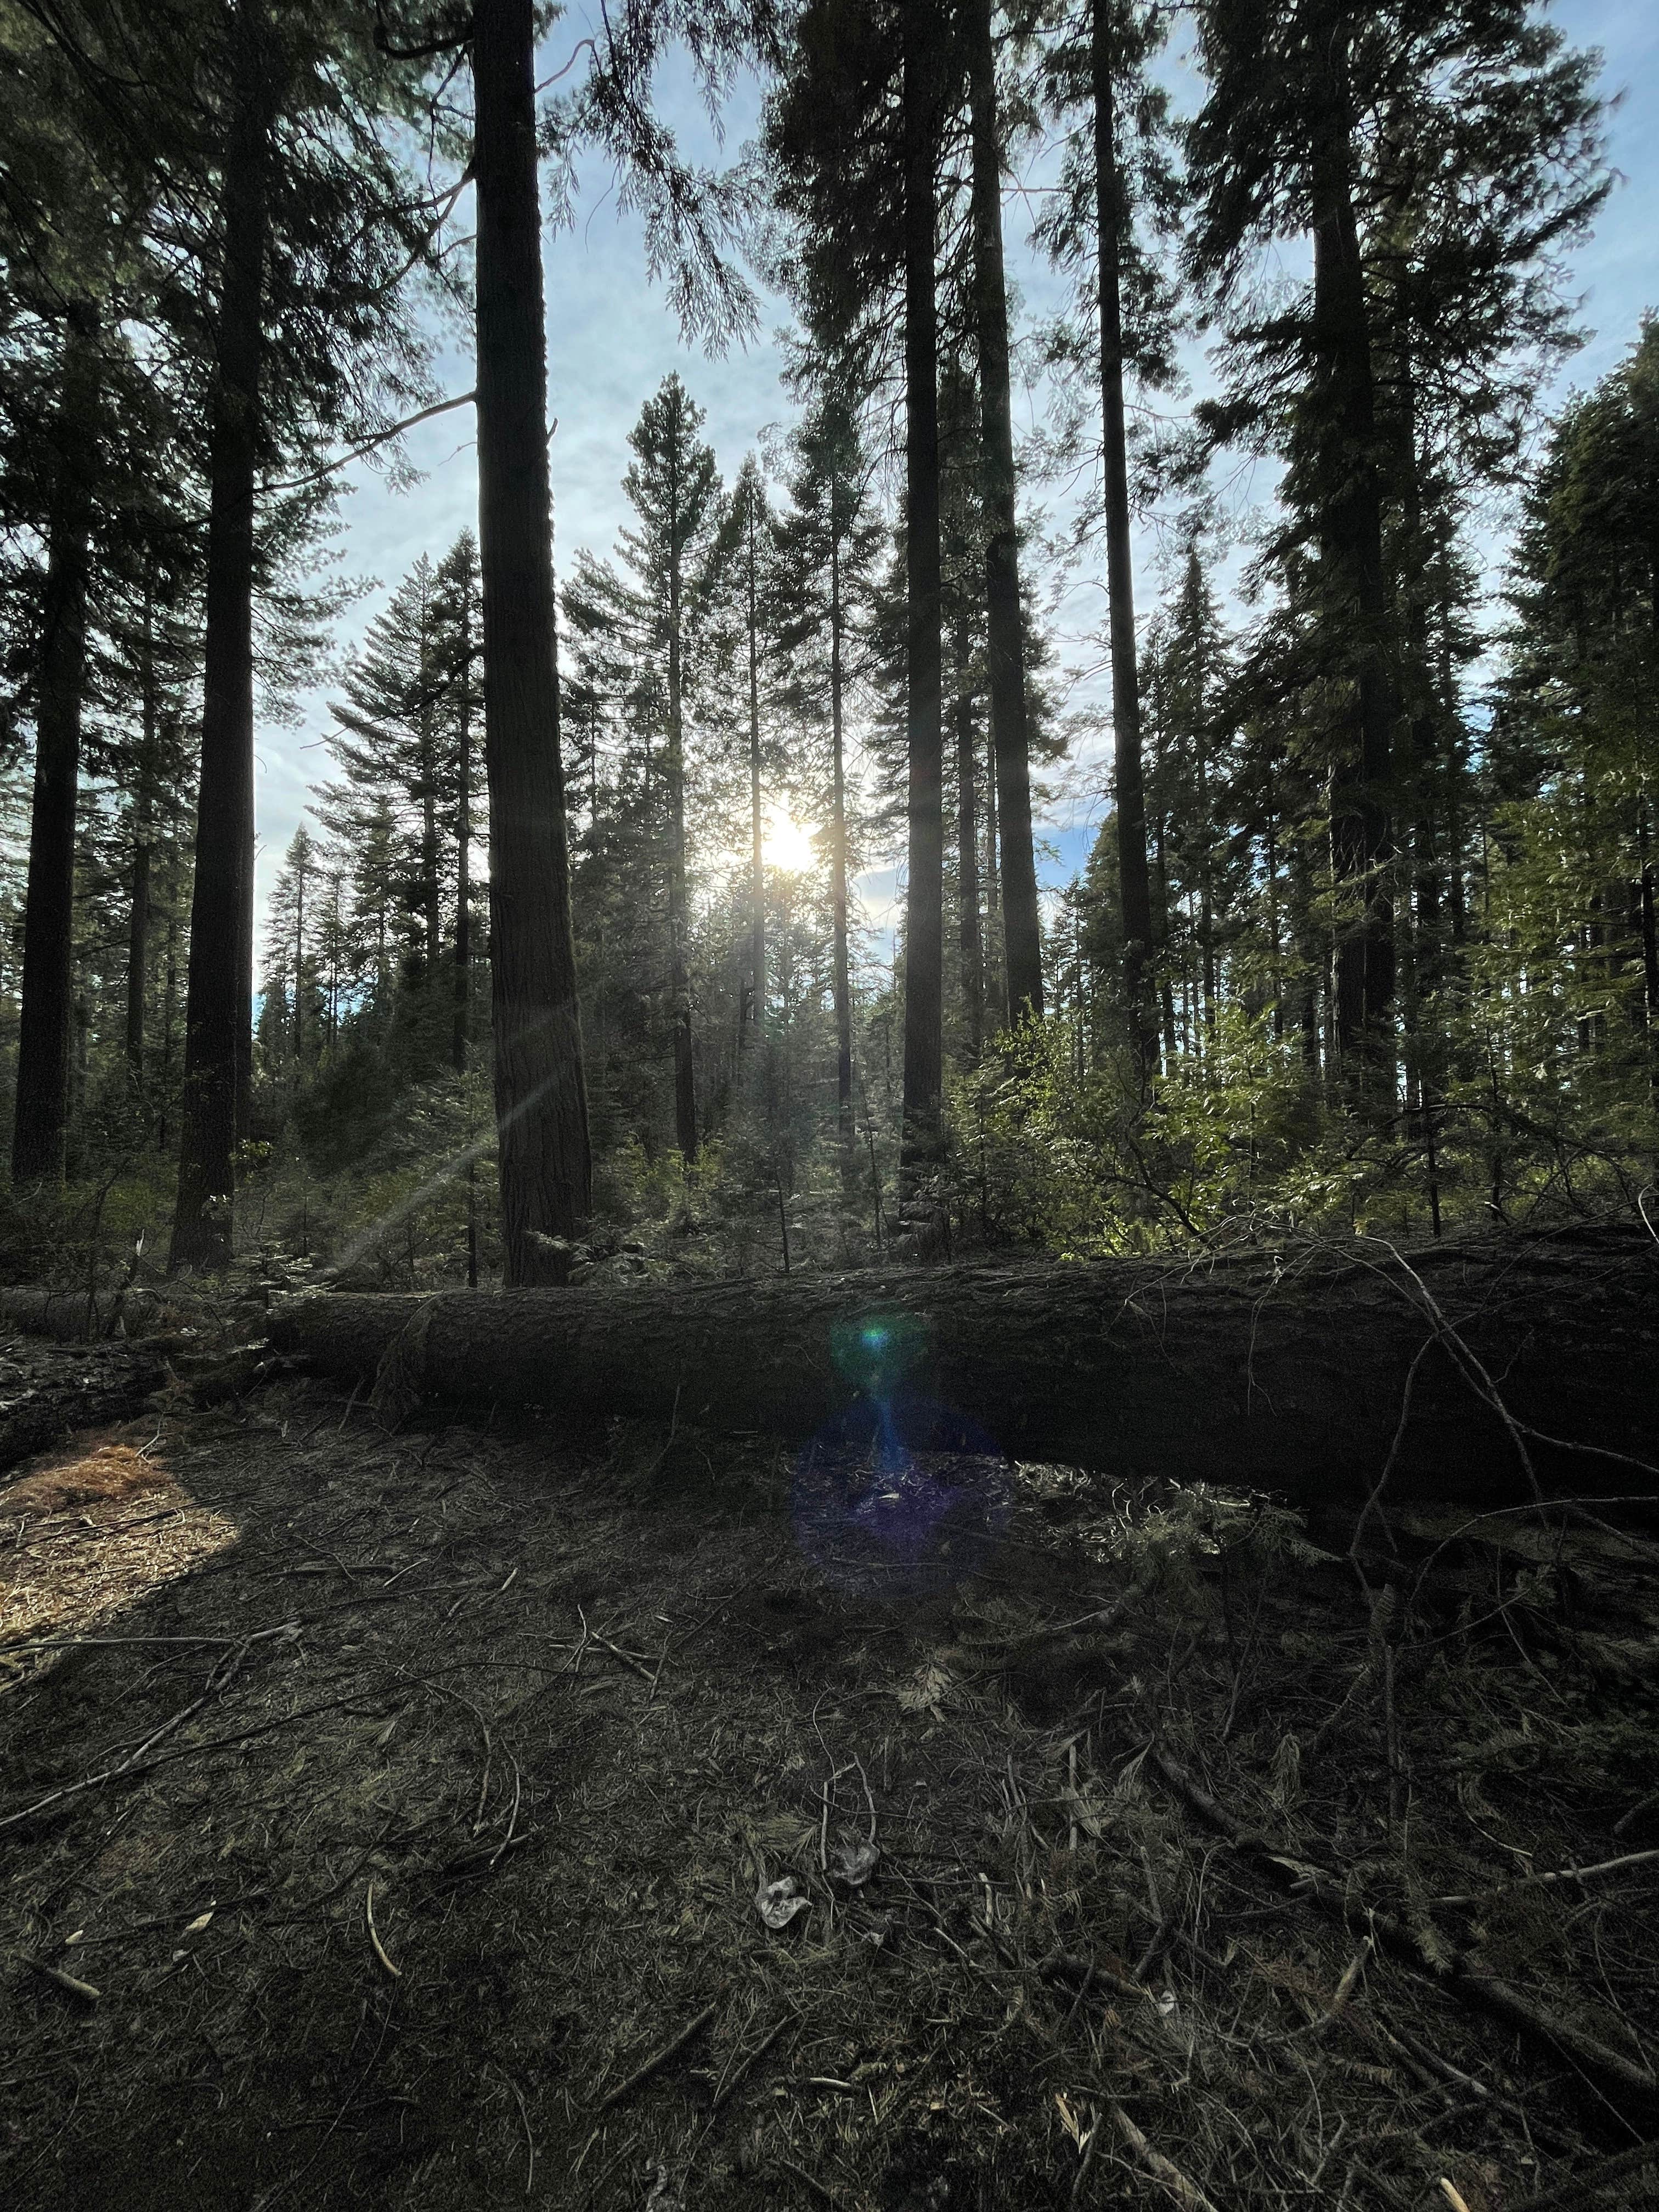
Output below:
[0,1335,167,1481]
[420,582,441,981]
[266,1227,1659,1517]
[900,4,945,1202]
[1308,6,1394,1085]
[747,487,765,1047]
[966,0,1042,1025]
[13,302,98,1188]
[830,509,854,1160]
[665,427,697,1159]
[291,837,306,1066]
[453,572,473,1076]
[473,0,592,1278]
[1091,0,1156,1074]
[954,610,984,1060]
[126,579,156,1082]
[171,1,271,1270]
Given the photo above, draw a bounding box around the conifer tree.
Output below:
[432,531,483,1077]
[965,0,1043,1024]
[727,456,773,1045]
[1187,0,1605,1098]
[775,392,884,1160]
[899,0,946,1199]
[568,377,725,1163]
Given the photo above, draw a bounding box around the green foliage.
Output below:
[950,991,1656,1256]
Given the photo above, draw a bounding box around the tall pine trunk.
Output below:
[1310,9,1394,1086]
[830,510,854,1161]
[900,3,945,1205]
[954,610,984,1060]
[291,841,306,1066]
[983,718,1006,1032]
[170,3,270,1269]
[473,0,592,1280]
[453,579,473,1076]
[13,302,98,1187]
[665,448,697,1160]
[747,490,765,1045]
[966,0,1042,1024]
[452,593,476,1291]
[1091,0,1156,1074]
[159,909,178,1152]
[126,580,156,1081]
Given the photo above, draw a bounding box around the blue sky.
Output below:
[254,0,1658,961]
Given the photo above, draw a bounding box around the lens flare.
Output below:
[792,1387,1012,1600]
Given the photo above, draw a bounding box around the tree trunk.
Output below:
[1091,0,1156,1075]
[452,588,477,1290]
[266,1227,1659,1518]
[966,0,1042,1025]
[0,1331,168,1481]
[665,473,697,1161]
[900,4,945,1204]
[291,839,306,1067]
[170,2,270,1271]
[1639,800,1659,1061]
[983,715,1007,1032]
[126,580,156,1082]
[830,512,854,1161]
[747,489,765,1048]
[159,910,178,1150]
[13,303,98,1188]
[473,0,593,1279]
[954,612,984,1060]
[453,579,473,1076]
[1309,8,1395,1086]
[421,677,441,980]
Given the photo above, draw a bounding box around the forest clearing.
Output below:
[3,1223,1659,2210]
[3,0,1659,2201]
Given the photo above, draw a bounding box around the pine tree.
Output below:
[727,456,773,1046]
[899,0,947,1203]
[258,823,323,1087]
[431,530,483,1077]
[775,392,884,1163]
[325,556,449,1001]
[568,376,725,1163]
[965,0,1043,1024]
[1187,0,1606,1101]
[1036,0,1181,1070]
[1499,321,1659,1080]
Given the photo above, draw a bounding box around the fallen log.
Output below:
[0,1286,169,1342]
[0,1342,168,1480]
[264,1226,1659,1511]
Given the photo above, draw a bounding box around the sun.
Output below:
[763,803,819,874]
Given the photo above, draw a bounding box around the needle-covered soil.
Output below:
[2,1355,1657,2211]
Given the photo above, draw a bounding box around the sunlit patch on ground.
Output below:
[0,1440,239,1668]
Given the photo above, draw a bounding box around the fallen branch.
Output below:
[1106,2096,1224,2212]
[596,1989,724,2112]
[708,2009,797,2113]
[365,1882,402,1979]
[1509,2138,1659,2212]
[1435,1845,1659,1908]
[17,1951,100,2005]
[1152,1748,1659,2109]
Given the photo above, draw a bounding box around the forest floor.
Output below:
[2,1345,1658,2212]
